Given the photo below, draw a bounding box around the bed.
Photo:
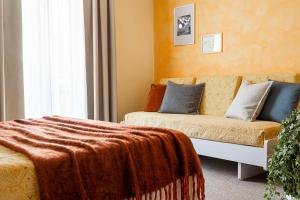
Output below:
[0,116,204,200]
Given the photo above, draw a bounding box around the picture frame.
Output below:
[174,4,195,46]
[202,33,223,54]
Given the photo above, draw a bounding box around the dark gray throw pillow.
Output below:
[159,81,205,114]
[258,80,300,122]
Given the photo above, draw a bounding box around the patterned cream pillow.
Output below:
[196,75,242,116]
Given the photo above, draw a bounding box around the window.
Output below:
[22,0,87,119]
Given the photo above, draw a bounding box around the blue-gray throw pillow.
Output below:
[159,81,205,114]
[258,80,300,122]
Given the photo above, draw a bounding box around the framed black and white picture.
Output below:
[174,4,194,46]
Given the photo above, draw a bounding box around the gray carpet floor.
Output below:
[200,156,282,200]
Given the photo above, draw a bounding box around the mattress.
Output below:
[123,112,281,147]
[0,145,39,200]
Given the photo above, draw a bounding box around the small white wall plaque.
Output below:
[174,4,195,46]
[202,33,222,53]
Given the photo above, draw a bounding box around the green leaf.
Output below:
[265,110,300,199]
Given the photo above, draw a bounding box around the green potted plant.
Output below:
[265,110,300,200]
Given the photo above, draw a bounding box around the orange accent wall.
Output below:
[115,0,154,121]
[154,0,300,82]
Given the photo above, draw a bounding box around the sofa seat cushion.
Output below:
[123,112,281,147]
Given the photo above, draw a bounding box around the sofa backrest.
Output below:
[243,74,300,84]
[160,77,195,85]
[243,73,300,109]
[160,73,300,115]
[195,75,242,116]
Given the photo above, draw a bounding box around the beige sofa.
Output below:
[123,74,300,180]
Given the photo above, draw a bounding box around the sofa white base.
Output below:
[191,138,277,180]
[237,163,264,180]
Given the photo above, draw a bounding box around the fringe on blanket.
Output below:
[129,173,205,200]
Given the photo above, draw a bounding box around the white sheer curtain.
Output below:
[22,0,87,119]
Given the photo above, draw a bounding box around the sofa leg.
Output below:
[238,163,264,180]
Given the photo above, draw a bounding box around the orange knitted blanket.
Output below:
[0,116,204,200]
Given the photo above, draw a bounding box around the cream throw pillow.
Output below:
[225,80,273,121]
